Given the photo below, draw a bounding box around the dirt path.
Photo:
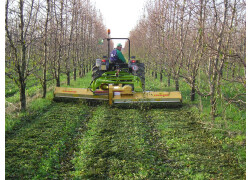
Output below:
[5,102,245,179]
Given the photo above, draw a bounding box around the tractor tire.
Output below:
[92,66,103,81]
[136,63,145,90]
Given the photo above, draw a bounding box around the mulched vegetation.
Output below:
[5,102,90,179]
[71,105,245,179]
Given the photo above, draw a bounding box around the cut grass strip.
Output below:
[5,102,90,179]
[152,107,245,179]
[71,105,245,179]
[71,105,175,179]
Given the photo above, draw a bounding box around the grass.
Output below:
[71,106,156,179]
[71,105,245,179]
[5,74,63,107]
[5,102,90,179]
[146,72,246,172]
[5,73,91,131]
[5,92,54,132]
[5,70,246,179]
[154,108,245,179]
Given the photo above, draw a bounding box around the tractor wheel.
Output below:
[136,63,145,90]
[92,66,103,81]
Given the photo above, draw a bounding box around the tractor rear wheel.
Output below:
[136,63,145,90]
[92,66,103,80]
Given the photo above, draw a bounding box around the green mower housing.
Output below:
[91,70,143,92]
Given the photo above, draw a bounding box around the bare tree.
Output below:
[128,0,245,120]
[42,0,50,98]
[5,0,108,111]
[5,0,39,111]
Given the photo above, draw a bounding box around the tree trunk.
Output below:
[168,72,171,87]
[42,0,50,98]
[160,70,163,82]
[42,71,47,98]
[80,67,83,77]
[56,75,60,87]
[20,81,26,111]
[20,0,27,111]
[83,67,86,76]
[42,37,47,97]
[175,78,179,91]
[191,79,195,101]
[74,68,77,81]
[67,71,70,85]
[86,65,89,73]
[210,91,216,121]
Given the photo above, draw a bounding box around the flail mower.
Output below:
[53,30,182,106]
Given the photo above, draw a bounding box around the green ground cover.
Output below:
[5,71,245,179]
[5,102,90,179]
[71,105,245,179]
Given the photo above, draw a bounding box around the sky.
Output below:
[93,0,147,47]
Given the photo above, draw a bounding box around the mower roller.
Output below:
[53,30,182,106]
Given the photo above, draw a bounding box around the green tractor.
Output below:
[54,32,182,105]
[90,37,145,94]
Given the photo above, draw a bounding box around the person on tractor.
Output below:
[110,43,126,63]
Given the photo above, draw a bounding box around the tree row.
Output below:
[5,0,107,111]
[127,0,246,119]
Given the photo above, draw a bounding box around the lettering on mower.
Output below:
[154,94,170,97]
[62,90,77,93]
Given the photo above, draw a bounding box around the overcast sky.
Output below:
[93,0,147,47]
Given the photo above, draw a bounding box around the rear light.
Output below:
[131,60,136,63]
[132,65,138,71]
[101,59,106,62]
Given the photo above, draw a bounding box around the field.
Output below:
[5,73,246,179]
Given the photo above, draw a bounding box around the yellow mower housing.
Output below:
[54,84,182,106]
